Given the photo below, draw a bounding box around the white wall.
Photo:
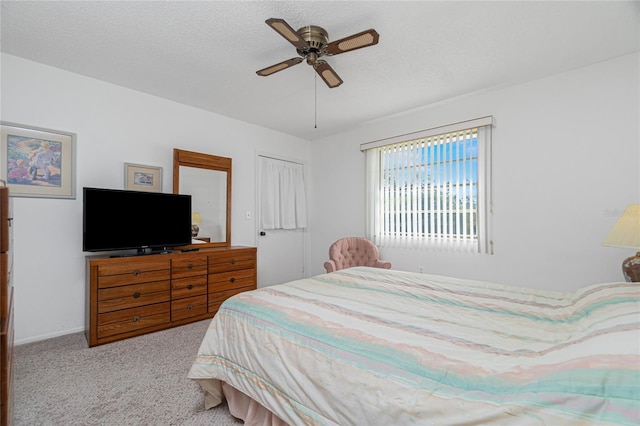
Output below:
[1,54,310,344]
[310,53,640,292]
[3,52,638,344]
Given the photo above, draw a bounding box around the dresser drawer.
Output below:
[208,249,256,274]
[97,257,170,276]
[208,286,254,313]
[0,251,12,291]
[209,269,255,291]
[171,295,207,321]
[98,269,170,289]
[172,255,208,279]
[0,187,10,253]
[97,302,170,339]
[98,281,170,313]
[1,290,14,404]
[97,258,170,288]
[172,275,207,299]
[0,252,10,319]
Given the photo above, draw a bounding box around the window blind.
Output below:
[364,117,493,253]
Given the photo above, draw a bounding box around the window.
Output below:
[361,116,493,253]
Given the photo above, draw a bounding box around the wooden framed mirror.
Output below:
[173,149,231,249]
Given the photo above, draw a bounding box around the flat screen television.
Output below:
[83,187,192,254]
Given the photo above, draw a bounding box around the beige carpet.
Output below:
[13,319,242,425]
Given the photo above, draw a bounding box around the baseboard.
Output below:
[15,326,85,346]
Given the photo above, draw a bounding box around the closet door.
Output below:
[257,156,306,287]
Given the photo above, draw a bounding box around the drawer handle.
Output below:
[133,315,141,323]
[229,259,236,265]
[229,277,235,283]
[133,292,141,299]
[187,264,193,270]
[133,270,141,276]
[187,305,193,311]
[187,284,193,290]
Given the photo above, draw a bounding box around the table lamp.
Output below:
[191,212,202,238]
[603,204,640,282]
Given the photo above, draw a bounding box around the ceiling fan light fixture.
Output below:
[306,52,318,65]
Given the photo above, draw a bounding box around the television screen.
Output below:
[83,187,192,253]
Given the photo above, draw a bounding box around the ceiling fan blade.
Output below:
[314,60,343,88]
[256,57,303,77]
[325,29,380,55]
[265,18,309,50]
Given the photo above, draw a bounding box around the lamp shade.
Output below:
[603,204,640,249]
[191,212,202,225]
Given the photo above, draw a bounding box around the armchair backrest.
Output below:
[328,237,383,270]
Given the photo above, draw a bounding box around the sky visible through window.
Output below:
[380,134,478,237]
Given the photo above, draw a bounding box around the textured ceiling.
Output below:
[1,1,638,141]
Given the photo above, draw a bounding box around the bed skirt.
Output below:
[195,378,290,426]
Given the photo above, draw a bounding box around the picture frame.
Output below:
[124,163,163,192]
[0,121,76,199]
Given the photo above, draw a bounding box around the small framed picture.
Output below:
[124,163,163,192]
[0,121,77,199]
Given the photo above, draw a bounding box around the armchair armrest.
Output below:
[374,260,392,270]
[324,260,337,273]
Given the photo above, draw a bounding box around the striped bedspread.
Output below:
[188,267,640,425]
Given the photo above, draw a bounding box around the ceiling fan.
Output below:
[256,18,380,88]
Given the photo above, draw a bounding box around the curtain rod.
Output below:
[258,154,304,166]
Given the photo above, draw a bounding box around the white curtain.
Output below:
[260,157,307,230]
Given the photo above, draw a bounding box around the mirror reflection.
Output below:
[173,149,232,249]
[179,166,227,243]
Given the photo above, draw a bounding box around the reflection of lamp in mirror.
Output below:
[191,212,202,238]
[603,204,640,282]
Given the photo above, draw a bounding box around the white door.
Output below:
[257,156,306,287]
[258,228,304,287]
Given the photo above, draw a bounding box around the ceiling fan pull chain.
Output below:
[314,72,318,129]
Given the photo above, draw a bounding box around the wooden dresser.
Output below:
[86,246,256,347]
[0,186,14,426]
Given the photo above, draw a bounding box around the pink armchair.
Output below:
[323,237,392,273]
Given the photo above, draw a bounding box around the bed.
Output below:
[188,267,640,425]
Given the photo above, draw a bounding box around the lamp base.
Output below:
[622,251,640,282]
[191,224,199,238]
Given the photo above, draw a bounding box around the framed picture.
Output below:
[124,163,162,192]
[0,121,76,199]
